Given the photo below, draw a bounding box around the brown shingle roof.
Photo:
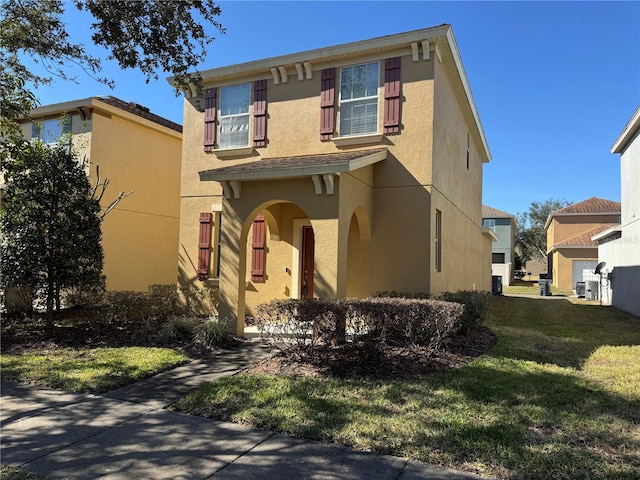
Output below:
[552,197,620,215]
[554,224,613,248]
[97,96,182,133]
[200,149,387,182]
[482,205,514,218]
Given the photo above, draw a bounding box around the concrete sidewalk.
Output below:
[1,340,489,479]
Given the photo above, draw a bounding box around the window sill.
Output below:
[213,146,254,158]
[332,133,385,147]
[201,277,220,287]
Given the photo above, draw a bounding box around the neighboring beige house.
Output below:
[593,106,640,316]
[546,197,621,291]
[482,205,515,286]
[15,97,183,292]
[170,25,493,335]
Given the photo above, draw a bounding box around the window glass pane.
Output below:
[38,119,64,144]
[340,98,378,136]
[219,115,249,149]
[220,83,250,116]
[340,62,378,101]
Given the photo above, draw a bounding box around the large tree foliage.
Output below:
[0,140,104,317]
[0,0,223,151]
[516,198,571,266]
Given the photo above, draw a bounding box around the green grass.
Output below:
[0,465,44,480]
[0,347,188,394]
[174,296,640,480]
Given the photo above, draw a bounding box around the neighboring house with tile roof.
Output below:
[545,197,621,291]
[169,25,494,335]
[593,106,640,316]
[14,97,182,292]
[482,205,515,286]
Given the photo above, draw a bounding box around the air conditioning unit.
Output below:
[586,281,599,301]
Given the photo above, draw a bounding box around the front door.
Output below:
[301,226,315,299]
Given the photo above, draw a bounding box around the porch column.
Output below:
[218,201,247,336]
[310,216,349,299]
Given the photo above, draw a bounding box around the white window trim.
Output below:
[332,133,385,147]
[337,61,381,138]
[218,83,251,150]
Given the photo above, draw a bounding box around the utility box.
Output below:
[576,282,586,298]
[491,275,503,294]
[538,279,551,296]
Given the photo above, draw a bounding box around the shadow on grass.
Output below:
[487,295,640,368]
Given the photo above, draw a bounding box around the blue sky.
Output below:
[28,1,640,217]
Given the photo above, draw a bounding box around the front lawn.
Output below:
[174,296,640,479]
[0,346,188,394]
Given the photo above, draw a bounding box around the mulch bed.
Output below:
[243,327,496,379]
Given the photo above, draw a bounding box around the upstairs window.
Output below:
[32,117,71,144]
[339,62,379,136]
[219,83,251,149]
[483,219,496,231]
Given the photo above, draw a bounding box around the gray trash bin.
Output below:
[576,281,586,298]
[538,279,551,296]
[491,275,502,294]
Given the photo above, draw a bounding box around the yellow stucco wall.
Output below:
[547,215,620,289]
[90,111,182,291]
[178,43,490,331]
[551,248,598,291]
[20,105,182,292]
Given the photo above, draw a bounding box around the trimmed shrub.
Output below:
[373,291,430,300]
[255,299,346,356]
[347,297,463,352]
[255,297,463,357]
[437,290,490,335]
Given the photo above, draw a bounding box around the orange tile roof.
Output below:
[554,224,614,248]
[552,197,620,215]
[482,205,514,218]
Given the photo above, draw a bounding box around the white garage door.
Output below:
[572,261,598,290]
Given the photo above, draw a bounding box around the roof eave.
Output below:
[169,25,491,163]
[199,149,387,183]
[611,105,640,154]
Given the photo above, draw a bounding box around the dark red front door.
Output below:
[301,226,315,299]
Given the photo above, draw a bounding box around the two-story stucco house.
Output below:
[16,96,183,292]
[545,197,621,291]
[593,106,640,316]
[171,25,493,335]
[482,205,515,286]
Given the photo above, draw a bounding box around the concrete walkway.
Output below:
[1,340,489,479]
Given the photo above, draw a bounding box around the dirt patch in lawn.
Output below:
[243,327,496,379]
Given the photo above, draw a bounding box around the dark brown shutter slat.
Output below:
[251,214,266,282]
[384,57,401,135]
[197,212,213,280]
[320,68,335,141]
[253,80,267,147]
[204,88,217,152]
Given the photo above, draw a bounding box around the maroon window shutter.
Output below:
[384,57,401,135]
[253,80,267,147]
[320,68,335,141]
[203,88,217,152]
[251,214,266,283]
[197,212,213,280]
